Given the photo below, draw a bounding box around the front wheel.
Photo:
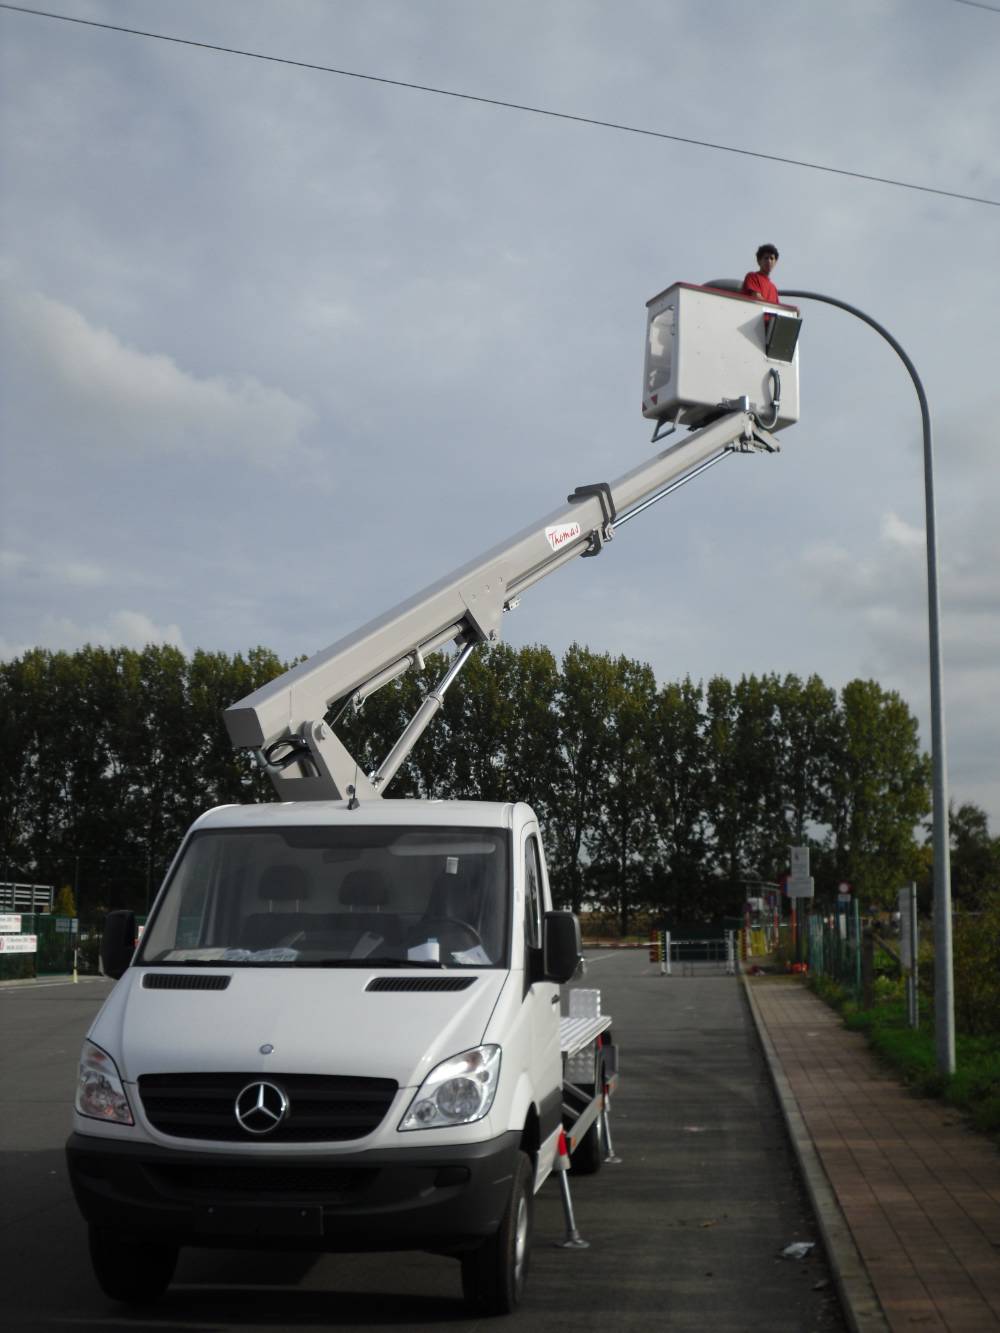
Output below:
[88,1224,178,1305]
[461,1151,533,1315]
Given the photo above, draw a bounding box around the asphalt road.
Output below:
[0,952,846,1331]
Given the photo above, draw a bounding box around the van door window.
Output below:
[524,836,543,951]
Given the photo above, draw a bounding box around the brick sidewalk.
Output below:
[747,977,1000,1332]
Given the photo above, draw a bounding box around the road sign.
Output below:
[0,934,37,954]
[786,848,812,898]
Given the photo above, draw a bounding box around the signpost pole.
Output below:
[897,883,919,1028]
[910,882,919,1029]
[786,847,815,968]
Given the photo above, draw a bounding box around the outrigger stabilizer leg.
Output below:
[601,1098,622,1165]
[553,1130,589,1249]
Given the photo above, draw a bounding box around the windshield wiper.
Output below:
[140,958,230,967]
[141,957,300,968]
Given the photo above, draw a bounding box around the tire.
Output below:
[569,1116,603,1176]
[88,1224,178,1305]
[570,1050,604,1176]
[461,1151,533,1315]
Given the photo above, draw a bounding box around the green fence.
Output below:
[0,914,78,980]
[0,913,150,980]
[807,900,862,999]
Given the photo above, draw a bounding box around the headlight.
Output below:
[399,1045,501,1131]
[75,1040,134,1125]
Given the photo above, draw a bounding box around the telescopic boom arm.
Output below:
[225,408,776,801]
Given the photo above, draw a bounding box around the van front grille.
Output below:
[137,1072,397,1142]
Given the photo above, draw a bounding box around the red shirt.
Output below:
[742,271,779,304]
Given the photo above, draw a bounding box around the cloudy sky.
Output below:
[1,0,998,826]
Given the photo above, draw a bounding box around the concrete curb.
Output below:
[741,972,890,1333]
[0,973,107,989]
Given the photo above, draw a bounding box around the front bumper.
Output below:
[66,1131,522,1254]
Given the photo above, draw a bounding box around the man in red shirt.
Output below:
[742,244,779,303]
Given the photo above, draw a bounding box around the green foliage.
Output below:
[947,1040,1000,1134]
[949,803,1000,910]
[585,654,659,935]
[0,646,938,943]
[0,644,287,926]
[53,884,76,917]
[951,894,1000,1037]
[649,675,710,918]
[809,976,999,1141]
[545,645,618,912]
[809,971,848,1009]
[873,972,904,1004]
[0,953,35,981]
[825,680,931,908]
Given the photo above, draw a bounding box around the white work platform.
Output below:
[559,1014,613,1058]
[642,281,801,431]
[560,989,612,1057]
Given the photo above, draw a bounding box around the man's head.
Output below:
[756,244,779,274]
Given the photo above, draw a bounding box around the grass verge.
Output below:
[809,973,1000,1142]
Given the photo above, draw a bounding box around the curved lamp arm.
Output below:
[708,278,954,1073]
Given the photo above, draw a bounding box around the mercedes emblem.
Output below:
[234,1081,289,1135]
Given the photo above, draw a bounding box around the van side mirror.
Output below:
[543,911,582,984]
[101,910,138,979]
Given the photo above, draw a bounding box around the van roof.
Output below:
[191,799,526,833]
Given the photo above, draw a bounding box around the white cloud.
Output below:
[2,286,317,467]
[797,498,1000,822]
[0,550,28,577]
[59,560,108,587]
[800,537,922,620]
[802,501,998,666]
[0,550,146,590]
[881,511,924,551]
[0,610,185,660]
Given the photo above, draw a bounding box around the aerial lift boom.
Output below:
[227,415,776,802]
[225,282,802,802]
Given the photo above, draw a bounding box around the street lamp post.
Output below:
[763,285,954,1073]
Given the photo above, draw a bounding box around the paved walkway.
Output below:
[745,976,1000,1332]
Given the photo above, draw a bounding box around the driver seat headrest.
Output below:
[258,864,310,902]
[339,869,389,910]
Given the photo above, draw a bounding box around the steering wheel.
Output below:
[412,916,483,952]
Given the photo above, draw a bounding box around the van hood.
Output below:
[95,967,509,1089]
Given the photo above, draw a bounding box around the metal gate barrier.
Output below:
[648,931,737,976]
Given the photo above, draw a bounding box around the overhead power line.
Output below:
[951,0,1000,13]
[1,2,997,208]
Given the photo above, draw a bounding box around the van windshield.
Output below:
[137,825,511,969]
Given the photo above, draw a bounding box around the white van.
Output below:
[66,799,614,1314]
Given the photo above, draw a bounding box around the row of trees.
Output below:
[1,643,995,932]
[0,646,282,922]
